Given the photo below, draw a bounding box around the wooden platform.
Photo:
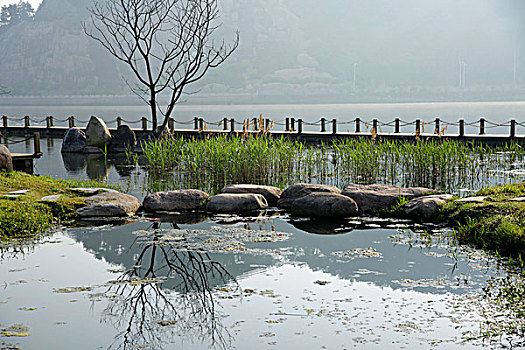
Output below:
[11,152,43,174]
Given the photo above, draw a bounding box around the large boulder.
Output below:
[61,128,87,153]
[221,184,282,206]
[404,194,453,221]
[0,144,13,172]
[277,183,341,209]
[77,192,140,218]
[342,183,439,213]
[206,193,268,213]
[143,190,209,212]
[290,193,358,218]
[85,116,112,148]
[109,125,137,153]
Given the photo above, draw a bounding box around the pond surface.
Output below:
[2,134,525,349]
[0,215,505,349]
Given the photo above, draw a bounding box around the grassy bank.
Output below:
[0,172,116,240]
[437,183,525,260]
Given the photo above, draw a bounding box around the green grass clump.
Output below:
[437,182,525,258]
[0,172,117,240]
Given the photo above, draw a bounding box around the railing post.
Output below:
[2,116,7,128]
[415,119,421,135]
[394,118,400,133]
[194,117,199,130]
[141,117,147,131]
[434,118,440,134]
[68,116,75,128]
[24,116,30,128]
[265,119,270,131]
[459,120,465,137]
[291,118,295,132]
[252,117,258,131]
[332,119,337,135]
[355,118,361,133]
[510,120,516,138]
[230,118,235,133]
[321,118,326,132]
[285,117,290,132]
[298,119,303,134]
[33,132,41,155]
[117,117,122,128]
[223,117,228,131]
[49,116,54,127]
[372,119,378,135]
[479,118,485,135]
[168,118,175,131]
[199,118,204,131]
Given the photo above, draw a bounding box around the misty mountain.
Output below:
[0,0,524,98]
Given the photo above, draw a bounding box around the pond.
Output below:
[1,136,525,349]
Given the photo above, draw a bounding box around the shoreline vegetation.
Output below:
[138,135,524,194]
[2,133,525,260]
[0,172,118,240]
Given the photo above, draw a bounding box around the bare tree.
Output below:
[83,0,239,133]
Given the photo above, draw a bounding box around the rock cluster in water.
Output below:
[75,182,503,225]
[138,183,446,221]
[61,117,137,154]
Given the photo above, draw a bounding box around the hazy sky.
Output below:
[0,0,42,8]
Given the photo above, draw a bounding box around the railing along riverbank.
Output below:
[0,115,524,145]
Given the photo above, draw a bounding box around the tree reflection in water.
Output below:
[103,221,237,350]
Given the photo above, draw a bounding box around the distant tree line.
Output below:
[0,1,34,28]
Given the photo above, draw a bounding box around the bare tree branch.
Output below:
[83,0,238,134]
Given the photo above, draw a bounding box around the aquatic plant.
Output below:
[137,135,525,195]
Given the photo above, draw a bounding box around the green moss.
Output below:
[0,172,117,240]
[437,182,525,258]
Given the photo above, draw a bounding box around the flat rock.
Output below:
[77,192,140,218]
[509,197,525,202]
[0,144,13,172]
[86,116,112,148]
[342,183,439,213]
[8,189,30,195]
[40,194,62,201]
[143,190,209,212]
[290,193,359,218]
[455,196,492,203]
[404,194,453,221]
[71,187,118,194]
[206,193,268,213]
[277,183,341,209]
[1,194,21,199]
[61,128,87,153]
[221,184,282,206]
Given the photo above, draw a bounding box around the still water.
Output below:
[1,101,525,134]
[0,216,506,349]
[2,123,525,349]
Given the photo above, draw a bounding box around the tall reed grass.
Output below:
[135,135,525,194]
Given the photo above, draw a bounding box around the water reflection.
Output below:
[103,222,236,350]
[62,152,87,172]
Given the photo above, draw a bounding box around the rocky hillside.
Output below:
[0,0,523,97]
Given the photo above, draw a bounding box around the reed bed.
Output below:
[135,135,525,194]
